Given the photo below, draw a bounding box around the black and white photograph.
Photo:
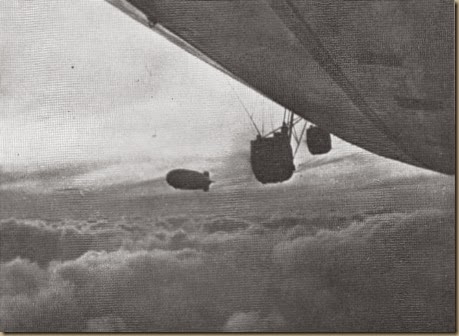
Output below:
[0,0,455,332]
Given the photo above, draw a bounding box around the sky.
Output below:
[0,0,440,194]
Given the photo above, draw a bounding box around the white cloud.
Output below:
[0,205,455,332]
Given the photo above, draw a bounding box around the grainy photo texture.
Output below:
[0,0,455,332]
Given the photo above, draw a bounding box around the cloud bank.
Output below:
[0,208,454,332]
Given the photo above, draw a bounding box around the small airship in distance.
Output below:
[166,169,214,192]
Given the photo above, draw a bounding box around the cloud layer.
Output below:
[0,207,454,332]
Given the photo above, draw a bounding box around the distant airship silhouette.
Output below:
[166,169,214,192]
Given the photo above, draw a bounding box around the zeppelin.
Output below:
[166,169,214,192]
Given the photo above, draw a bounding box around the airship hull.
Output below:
[107,0,454,175]
[166,169,213,192]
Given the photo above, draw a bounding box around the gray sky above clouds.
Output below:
[0,0,437,193]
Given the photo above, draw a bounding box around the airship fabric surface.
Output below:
[107,0,455,175]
